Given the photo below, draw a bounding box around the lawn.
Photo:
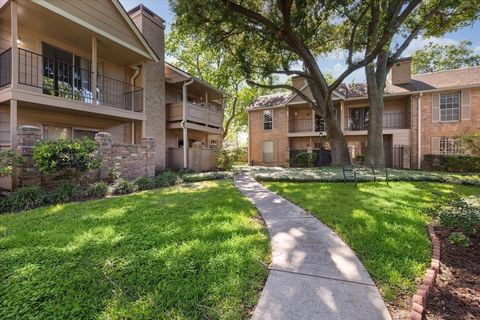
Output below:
[263,181,479,303]
[0,180,269,320]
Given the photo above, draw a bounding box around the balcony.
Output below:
[167,101,223,131]
[0,48,143,112]
[347,112,408,131]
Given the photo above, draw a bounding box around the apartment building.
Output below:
[0,0,224,189]
[248,58,480,168]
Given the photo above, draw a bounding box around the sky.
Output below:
[120,0,480,83]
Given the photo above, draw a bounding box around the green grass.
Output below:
[263,181,479,302]
[0,181,269,320]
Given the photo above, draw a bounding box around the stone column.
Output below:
[16,125,41,187]
[142,137,156,178]
[402,145,411,169]
[191,141,202,172]
[95,132,113,180]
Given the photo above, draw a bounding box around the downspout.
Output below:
[417,93,423,169]
[182,78,194,169]
[128,65,141,143]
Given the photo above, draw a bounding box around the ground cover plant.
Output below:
[262,180,479,308]
[0,181,269,319]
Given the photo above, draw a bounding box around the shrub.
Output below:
[0,149,24,177]
[111,178,137,195]
[5,186,45,212]
[460,132,480,156]
[87,181,109,198]
[423,154,480,173]
[49,181,82,204]
[291,152,317,167]
[438,195,480,234]
[32,138,100,180]
[448,232,471,247]
[355,154,366,163]
[217,148,244,171]
[135,177,155,191]
[154,171,181,188]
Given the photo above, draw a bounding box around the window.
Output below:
[210,139,218,148]
[440,92,460,121]
[315,114,325,132]
[178,139,196,148]
[263,110,273,130]
[440,137,460,155]
[262,141,274,162]
[73,129,98,140]
[348,107,369,131]
[43,125,72,141]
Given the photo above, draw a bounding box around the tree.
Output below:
[361,1,480,166]
[169,0,422,165]
[412,40,480,74]
[166,30,268,140]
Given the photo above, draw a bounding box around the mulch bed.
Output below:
[425,227,480,320]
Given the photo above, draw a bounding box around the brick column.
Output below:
[95,132,113,180]
[16,125,41,187]
[142,137,156,178]
[402,145,411,169]
[191,141,202,172]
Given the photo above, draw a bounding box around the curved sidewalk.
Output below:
[234,173,391,320]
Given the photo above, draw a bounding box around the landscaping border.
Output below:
[408,224,441,320]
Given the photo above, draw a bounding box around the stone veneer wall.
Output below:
[16,126,155,189]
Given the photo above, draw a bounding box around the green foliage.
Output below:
[412,41,480,74]
[291,152,317,167]
[0,181,269,319]
[32,138,100,179]
[217,148,244,171]
[87,181,108,198]
[154,171,181,188]
[460,132,480,156]
[111,178,137,195]
[4,186,45,212]
[264,181,478,301]
[423,154,480,173]
[134,177,155,191]
[182,171,233,182]
[448,231,471,247]
[438,195,480,234]
[48,181,81,204]
[0,149,24,177]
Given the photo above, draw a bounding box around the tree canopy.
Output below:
[412,40,480,74]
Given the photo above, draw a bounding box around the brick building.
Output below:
[248,59,480,169]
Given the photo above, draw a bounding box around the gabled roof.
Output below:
[31,0,159,62]
[249,66,480,109]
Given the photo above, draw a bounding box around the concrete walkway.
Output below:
[234,173,391,320]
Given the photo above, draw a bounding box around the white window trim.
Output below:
[439,92,460,123]
[263,109,273,131]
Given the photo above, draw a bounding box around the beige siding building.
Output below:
[0,0,224,189]
[248,59,480,169]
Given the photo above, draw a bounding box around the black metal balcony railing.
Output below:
[6,48,143,112]
[348,112,407,131]
[0,48,11,87]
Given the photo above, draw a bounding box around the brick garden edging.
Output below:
[408,224,441,320]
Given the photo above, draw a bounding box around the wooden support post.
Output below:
[10,99,17,148]
[11,0,18,88]
[91,37,97,103]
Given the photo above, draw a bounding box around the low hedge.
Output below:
[290,152,317,167]
[423,154,480,173]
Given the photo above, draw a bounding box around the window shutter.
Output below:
[272,140,277,162]
[431,137,441,154]
[431,94,440,122]
[461,90,470,121]
[272,109,277,129]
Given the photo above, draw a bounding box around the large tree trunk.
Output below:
[325,99,351,165]
[365,51,388,167]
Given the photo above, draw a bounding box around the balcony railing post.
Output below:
[11,1,18,89]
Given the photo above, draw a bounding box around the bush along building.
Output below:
[0,1,225,190]
[248,58,479,170]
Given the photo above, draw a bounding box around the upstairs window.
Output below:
[263,110,273,130]
[440,92,460,121]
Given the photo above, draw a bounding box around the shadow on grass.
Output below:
[0,181,269,320]
[264,181,478,301]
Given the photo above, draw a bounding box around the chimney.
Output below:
[128,5,165,60]
[291,75,306,90]
[387,57,412,85]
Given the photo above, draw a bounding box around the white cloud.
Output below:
[401,37,458,57]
